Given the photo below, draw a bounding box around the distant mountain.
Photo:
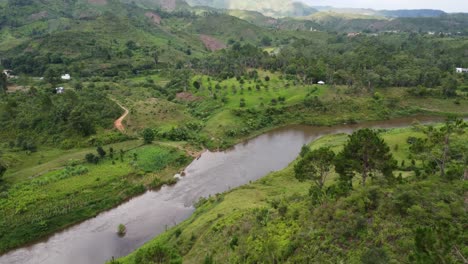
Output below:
[185,0,317,17]
[299,12,468,33]
[379,9,446,18]
[311,6,446,18]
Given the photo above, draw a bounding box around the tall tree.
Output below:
[142,128,155,144]
[0,160,6,182]
[441,75,458,97]
[96,146,106,158]
[0,71,7,93]
[335,129,396,186]
[294,147,335,189]
[411,118,466,178]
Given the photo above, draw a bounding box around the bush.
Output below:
[142,128,155,144]
[134,243,182,264]
[85,153,99,164]
[117,224,126,236]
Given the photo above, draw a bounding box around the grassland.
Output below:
[117,125,468,264]
[0,140,191,254]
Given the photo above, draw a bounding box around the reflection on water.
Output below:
[0,115,444,264]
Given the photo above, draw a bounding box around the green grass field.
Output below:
[0,141,191,254]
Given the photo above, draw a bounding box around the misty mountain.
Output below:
[185,0,317,17]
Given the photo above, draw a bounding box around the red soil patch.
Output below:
[113,102,129,133]
[145,12,162,25]
[176,92,200,102]
[199,35,227,51]
[88,0,107,5]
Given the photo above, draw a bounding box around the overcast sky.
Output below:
[302,0,468,13]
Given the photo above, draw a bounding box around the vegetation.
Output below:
[0,142,190,253]
[0,0,467,258]
[116,121,467,264]
[118,224,127,236]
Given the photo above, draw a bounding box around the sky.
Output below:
[302,0,468,13]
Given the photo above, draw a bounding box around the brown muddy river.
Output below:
[0,116,445,264]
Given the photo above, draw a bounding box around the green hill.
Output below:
[116,125,468,264]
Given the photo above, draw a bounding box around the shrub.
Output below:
[85,153,99,164]
[142,128,155,144]
[117,224,126,236]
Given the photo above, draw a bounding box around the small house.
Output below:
[456,68,468,73]
[2,69,15,79]
[347,32,360,38]
[56,87,64,94]
[318,81,325,85]
[61,74,71,80]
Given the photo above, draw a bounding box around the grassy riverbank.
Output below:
[0,141,191,254]
[0,80,466,254]
[116,125,468,264]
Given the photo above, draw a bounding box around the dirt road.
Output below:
[113,101,129,133]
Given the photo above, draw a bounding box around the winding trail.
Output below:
[113,100,129,133]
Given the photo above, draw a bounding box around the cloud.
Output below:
[302,0,468,12]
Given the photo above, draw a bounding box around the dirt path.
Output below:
[113,100,129,133]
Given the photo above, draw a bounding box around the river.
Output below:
[0,116,445,264]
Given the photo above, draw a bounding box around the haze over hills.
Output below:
[185,0,318,17]
[185,0,449,18]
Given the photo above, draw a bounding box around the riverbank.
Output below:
[116,124,468,264]
[1,117,460,264]
[0,142,192,255]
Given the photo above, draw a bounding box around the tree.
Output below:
[109,147,114,159]
[294,147,335,189]
[193,81,201,90]
[335,129,396,186]
[142,128,155,144]
[74,82,83,91]
[44,67,61,86]
[0,161,6,182]
[411,118,466,178]
[96,146,106,158]
[85,153,99,164]
[299,145,310,157]
[0,72,7,93]
[120,149,124,162]
[239,98,246,107]
[153,51,159,64]
[441,75,458,97]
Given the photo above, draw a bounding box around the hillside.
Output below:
[380,9,446,18]
[0,0,214,76]
[300,12,468,33]
[116,124,468,263]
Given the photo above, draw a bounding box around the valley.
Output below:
[0,0,467,263]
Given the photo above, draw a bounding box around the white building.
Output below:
[456,68,468,73]
[61,74,71,80]
[56,87,65,94]
[318,81,325,85]
[2,69,14,78]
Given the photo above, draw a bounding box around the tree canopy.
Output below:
[294,147,335,189]
[335,129,396,186]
